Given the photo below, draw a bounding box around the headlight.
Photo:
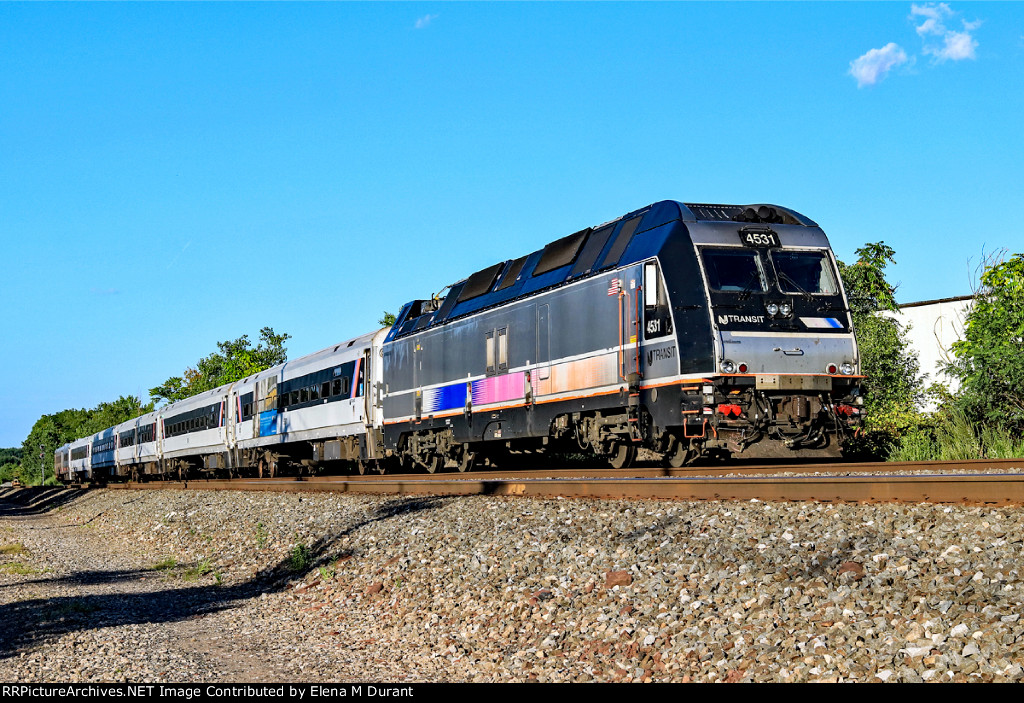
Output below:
[766,303,779,316]
[720,360,736,374]
[779,303,792,317]
[840,362,855,375]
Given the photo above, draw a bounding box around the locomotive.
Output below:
[55,200,864,482]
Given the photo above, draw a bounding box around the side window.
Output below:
[321,382,330,398]
[332,379,342,396]
[643,261,673,340]
[497,327,508,372]
[485,331,495,375]
[342,377,351,396]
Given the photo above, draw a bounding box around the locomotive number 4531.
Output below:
[739,230,780,248]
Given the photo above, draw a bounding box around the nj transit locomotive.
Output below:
[55,200,864,481]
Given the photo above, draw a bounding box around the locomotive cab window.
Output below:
[701,249,767,292]
[769,250,839,295]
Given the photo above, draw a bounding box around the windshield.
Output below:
[700,249,767,292]
[770,250,839,295]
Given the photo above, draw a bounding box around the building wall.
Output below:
[881,296,973,410]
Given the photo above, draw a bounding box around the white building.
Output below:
[882,295,973,409]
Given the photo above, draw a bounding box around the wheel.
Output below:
[421,453,442,474]
[608,443,638,469]
[664,439,695,468]
[457,446,477,473]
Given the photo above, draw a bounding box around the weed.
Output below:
[213,571,223,586]
[891,407,1024,461]
[0,543,28,556]
[289,544,311,572]
[980,424,1024,459]
[0,562,40,575]
[183,559,213,582]
[52,601,99,616]
[318,565,335,581]
[255,522,269,549]
[151,557,178,571]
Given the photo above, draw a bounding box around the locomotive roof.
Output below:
[386,199,824,341]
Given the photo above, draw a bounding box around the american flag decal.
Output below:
[607,278,621,296]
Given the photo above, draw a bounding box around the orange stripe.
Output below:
[641,379,700,391]
[718,373,866,379]
[535,388,620,405]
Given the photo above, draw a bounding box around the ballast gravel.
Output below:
[2,486,1024,683]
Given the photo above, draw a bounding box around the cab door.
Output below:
[618,269,641,384]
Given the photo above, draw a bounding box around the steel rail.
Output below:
[102,465,1024,505]
[330,456,1024,481]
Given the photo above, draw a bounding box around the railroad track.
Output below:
[96,457,1024,505]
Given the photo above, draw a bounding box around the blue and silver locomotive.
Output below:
[380,200,863,471]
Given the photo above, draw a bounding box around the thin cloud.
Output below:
[415,14,438,30]
[849,43,910,87]
[912,2,952,36]
[165,239,192,271]
[911,3,980,62]
[849,3,981,87]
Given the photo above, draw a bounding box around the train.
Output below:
[54,200,864,482]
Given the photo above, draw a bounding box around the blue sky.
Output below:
[1,2,1022,448]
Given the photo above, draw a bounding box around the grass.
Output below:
[0,543,28,556]
[150,556,222,584]
[0,562,41,575]
[255,522,269,549]
[52,600,99,616]
[891,408,1024,461]
[150,557,178,571]
[182,558,213,581]
[289,544,311,572]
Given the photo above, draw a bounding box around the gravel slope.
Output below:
[1,486,1023,682]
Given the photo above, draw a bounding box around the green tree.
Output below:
[84,396,154,436]
[16,399,152,485]
[378,311,396,327]
[837,242,924,456]
[948,252,1024,432]
[0,447,23,483]
[150,327,290,404]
